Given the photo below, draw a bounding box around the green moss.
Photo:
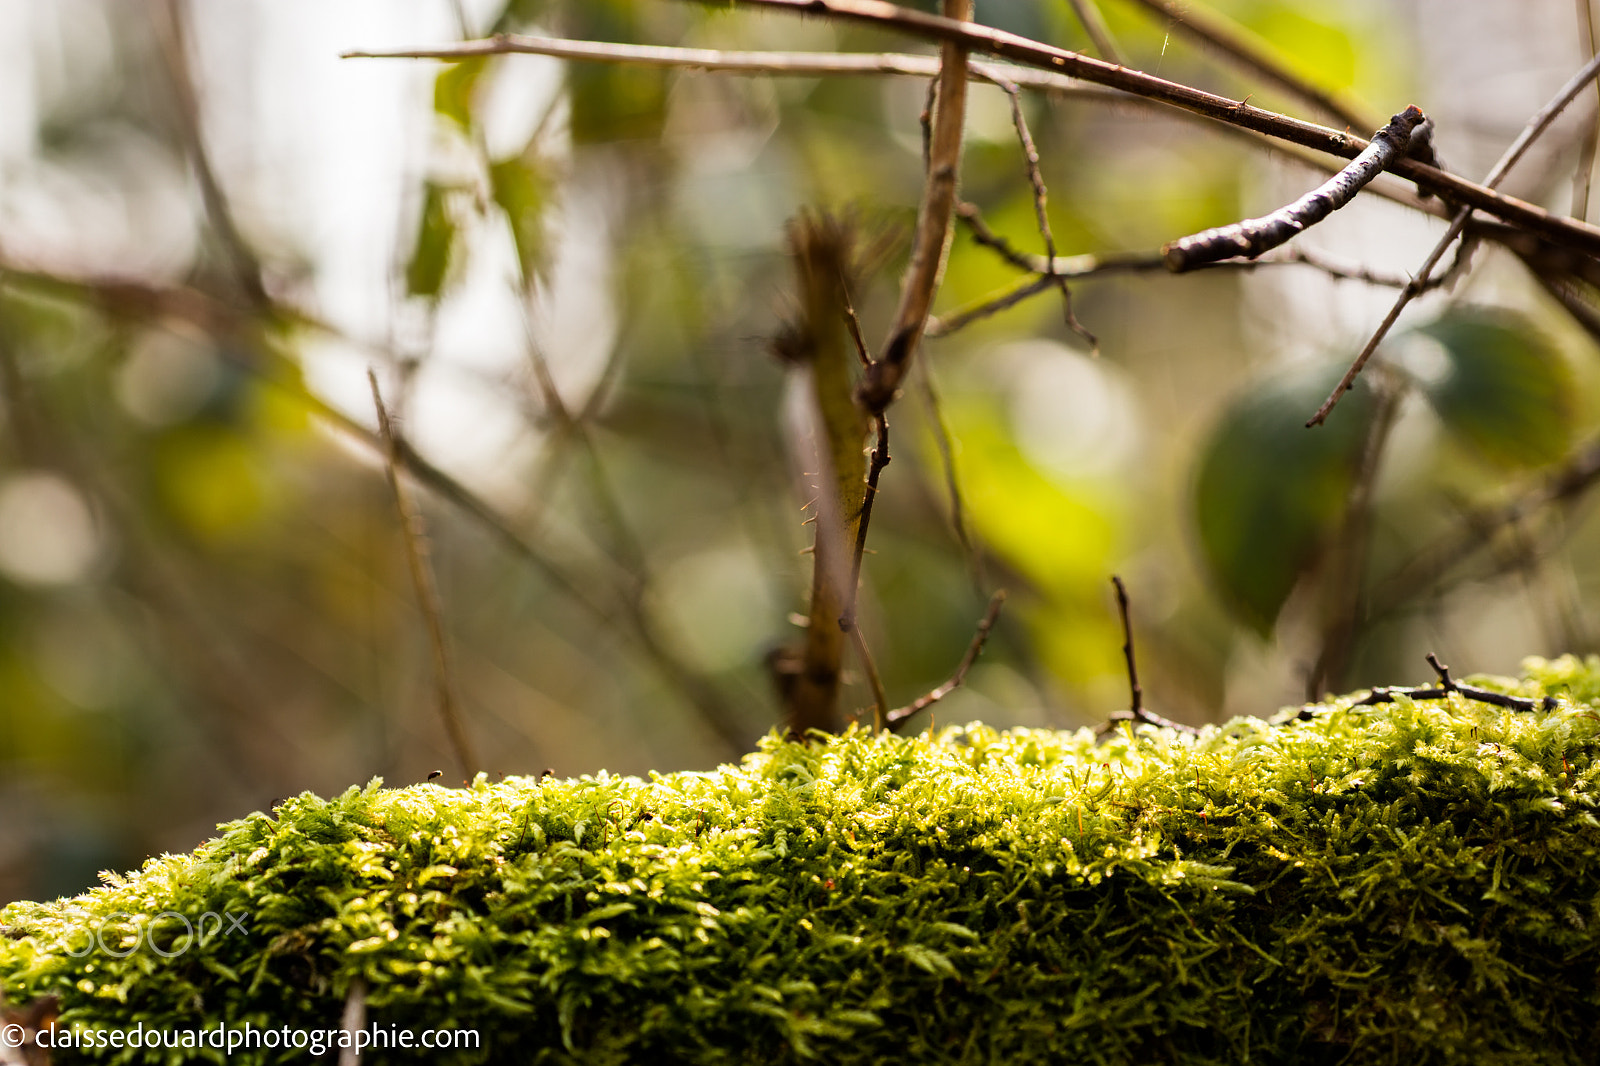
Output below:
[7,656,1600,1063]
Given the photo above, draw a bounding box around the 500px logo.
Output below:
[61,910,247,959]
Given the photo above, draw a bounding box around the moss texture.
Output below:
[6,656,1600,1064]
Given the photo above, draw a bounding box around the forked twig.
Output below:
[886,590,1006,729]
[1097,577,1201,737]
[369,369,481,780]
[1296,653,1558,717]
[1310,50,1600,427]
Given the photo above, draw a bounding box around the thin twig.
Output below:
[1119,0,1376,132]
[1164,106,1425,271]
[915,363,985,587]
[1306,371,1405,699]
[368,369,480,781]
[668,0,1600,259]
[1297,654,1557,716]
[860,0,973,414]
[1310,50,1600,427]
[980,70,1097,348]
[1095,577,1202,738]
[1063,0,1123,65]
[848,625,892,731]
[1111,576,1143,717]
[926,241,1440,337]
[842,413,890,633]
[886,590,1006,729]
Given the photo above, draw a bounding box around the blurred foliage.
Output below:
[0,0,1596,911]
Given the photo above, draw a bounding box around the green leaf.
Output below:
[406,181,457,300]
[1415,308,1573,468]
[1193,363,1374,635]
[433,59,486,131]
[490,147,556,286]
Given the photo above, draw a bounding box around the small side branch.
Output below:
[1163,106,1425,272]
[1096,577,1201,738]
[368,370,480,781]
[886,590,1006,730]
[1296,652,1558,716]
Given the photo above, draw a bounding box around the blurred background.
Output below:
[2,0,1598,903]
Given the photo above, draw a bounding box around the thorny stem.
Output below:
[1310,49,1600,427]
[886,590,1007,730]
[368,369,481,781]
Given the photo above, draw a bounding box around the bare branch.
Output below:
[1297,654,1557,717]
[680,0,1600,259]
[1310,50,1600,426]
[1119,0,1376,132]
[368,369,480,781]
[860,0,973,414]
[886,590,1006,729]
[1164,106,1426,271]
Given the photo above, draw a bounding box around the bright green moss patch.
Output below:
[6,656,1600,1064]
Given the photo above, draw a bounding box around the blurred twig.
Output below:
[1119,0,1377,132]
[369,370,481,781]
[1062,0,1123,65]
[1575,0,1600,220]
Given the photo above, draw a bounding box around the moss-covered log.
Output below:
[6,656,1600,1064]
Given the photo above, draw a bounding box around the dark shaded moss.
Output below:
[5,655,1600,1064]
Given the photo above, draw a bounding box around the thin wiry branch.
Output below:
[978,70,1097,348]
[1575,0,1600,220]
[369,369,481,781]
[1310,50,1600,427]
[886,590,1007,729]
[925,241,1443,338]
[1119,0,1376,132]
[1164,106,1426,271]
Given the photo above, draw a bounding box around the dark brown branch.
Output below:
[685,0,1600,260]
[1111,575,1143,717]
[886,590,1006,729]
[368,369,480,781]
[1310,50,1600,427]
[1298,654,1557,717]
[1119,0,1376,133]
[1164,106,1425,271]
[1094,577,1202,738]
[860,0,972,414]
